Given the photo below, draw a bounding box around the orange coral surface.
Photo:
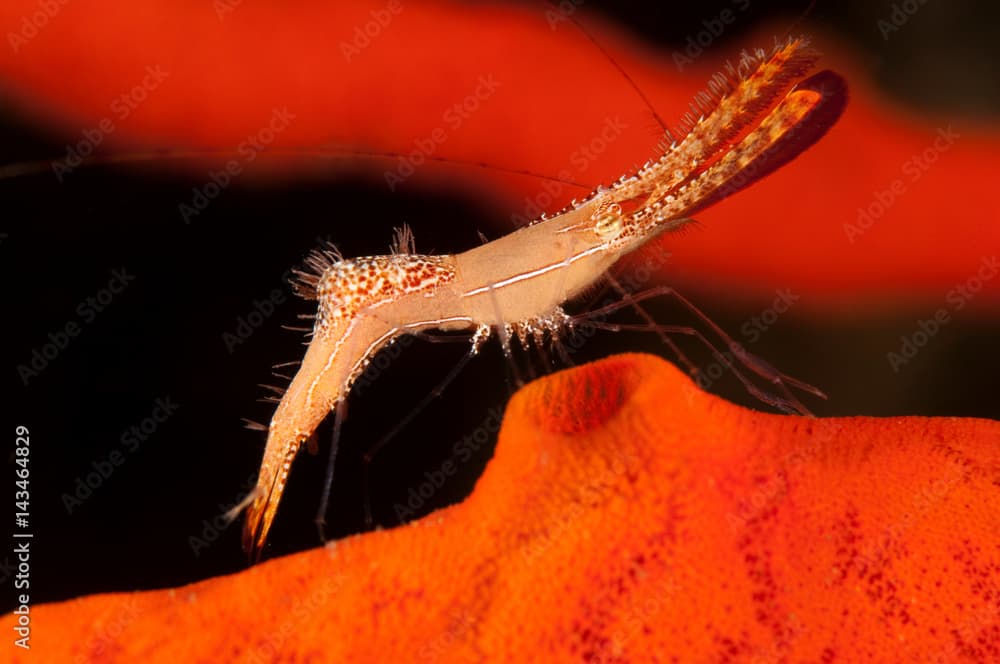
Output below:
[6,354,999,662]
[0,1,998,303]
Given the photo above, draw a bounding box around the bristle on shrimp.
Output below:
[666,37,819,153]
[292,240,344,299]
[241,418,268,432]
[391,223,416,254]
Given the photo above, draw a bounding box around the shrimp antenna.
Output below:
[0,146,593,190]
[551,2,668,135]
[781,0,820,43]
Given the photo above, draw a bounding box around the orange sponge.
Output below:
[7,354,998,661]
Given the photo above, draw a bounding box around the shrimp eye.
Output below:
[593,206,624,240]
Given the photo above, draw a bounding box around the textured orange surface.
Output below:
[6,354,999,662]
[0,1,998,302]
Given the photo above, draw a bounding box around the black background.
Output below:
[4,0,999,610]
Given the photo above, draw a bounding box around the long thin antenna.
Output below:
[0,146,593,190]
[781,0,819,42]
[552,3,669,135]
[554,0,821,147]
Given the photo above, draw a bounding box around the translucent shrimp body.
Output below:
[243,38,847,556]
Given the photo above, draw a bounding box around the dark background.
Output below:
[4,0,998,610]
